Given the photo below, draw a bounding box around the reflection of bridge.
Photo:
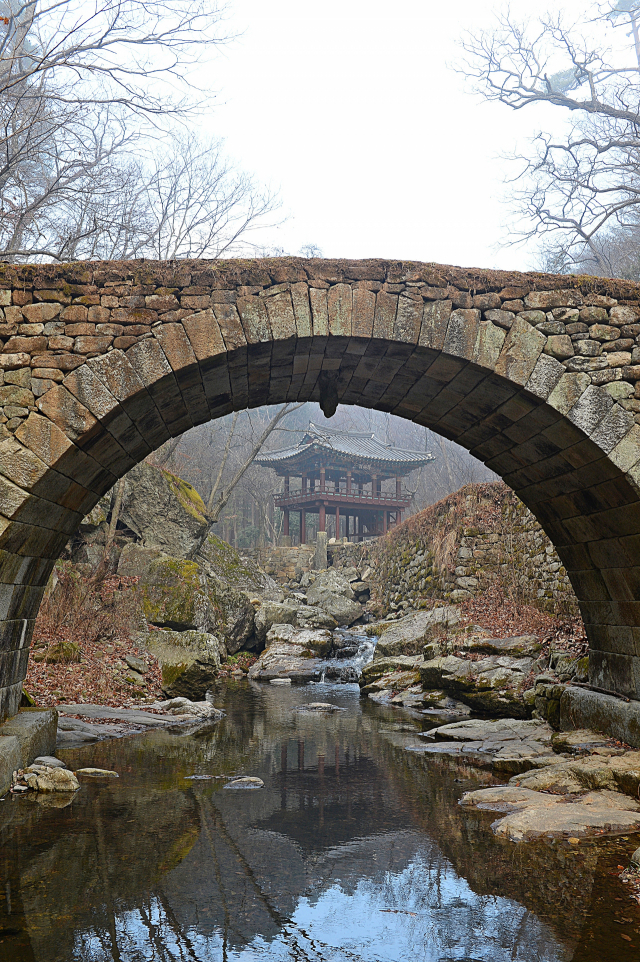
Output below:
[4,258,640,714]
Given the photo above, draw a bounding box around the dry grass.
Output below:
[26,562,163,707]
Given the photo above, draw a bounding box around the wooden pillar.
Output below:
[319,503,326,532]
[283,509,289,537]
[301,510,306,544]
[302,475,307,495]
[320,467,326,492]
[347,471,352,495]
[284,474,290,496]
[335,505,340,539]
[396,475,401,497]
[372,474,378,499]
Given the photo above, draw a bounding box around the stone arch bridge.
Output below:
[1,257,640,719]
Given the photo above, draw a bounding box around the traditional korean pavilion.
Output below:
[256,423,435,543]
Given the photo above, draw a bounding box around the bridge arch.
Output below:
[1,257,640,717]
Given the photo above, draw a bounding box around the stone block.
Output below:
[544,334,574,359]
[373,291,397,339]
[352,287,375,338]
[264,292,296,340]
[419,300,452,351]
[37,384,100,445]
[0,354,29,370]
[567,384,614,437]
[393,294,422,344]
[494,318,546,384]
[525,289,583,309]
[309,288,329,336]
[291,282,312,337]
[443,309,480,360]
[327,283,352,336]
[21,303,61,323]
[560,686,640,743]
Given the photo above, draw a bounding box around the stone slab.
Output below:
[560,686,640,747]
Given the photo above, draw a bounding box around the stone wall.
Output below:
[4,263,640,437]
[370,483,579,616]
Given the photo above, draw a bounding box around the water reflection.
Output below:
[0,681,639,961]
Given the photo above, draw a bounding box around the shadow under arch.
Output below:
[1,257,640,718]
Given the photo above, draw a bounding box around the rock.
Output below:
[223,776,264,789]
[323,665,360,683]
[360,655,424,687]
[247,625,331,682]
[20,766,80,793]
[419,653,536,718]
[270,678,292,686]
[117,543,168,580]
[33,756,67,769]
[295,605,338,631]
[125,654,147,674]
[292,702,346,712]
[306,568,355,602]
[150,697,224,719]
[254,601,299,643]
[375,606,460,659]
[137,554,255,654]
[457,634,543,657]
[411,718,559,775]
[146,628,225,699]
[313,594,363,627]
[76,768,119,777]
[509,751,640,797]
[463,786,640,842]
[631,847,640,869]
[197,534,283,600]
[550,729,612,754]
[119,461,209,558]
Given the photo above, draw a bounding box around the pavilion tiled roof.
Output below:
[256,423,435,469]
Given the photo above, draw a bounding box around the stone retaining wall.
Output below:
[371,483,579,616]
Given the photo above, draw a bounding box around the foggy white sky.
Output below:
[197,0,595,271]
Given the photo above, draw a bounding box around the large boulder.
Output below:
[248,624,333,681]
[119,462,209,558]
[375,606,460,659]
[254,601,299,644]
[420,653,536,718]
[305,568,363,626]
[137,556,255,653]
[306,568,355,603]
[146,629,225,699]
[197,535,282,601]
[254,600,338,643]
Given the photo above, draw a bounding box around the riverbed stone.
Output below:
[145,628,225,699]
[374,606,460,659]
[419,654,536,718]
[247,624,332,681]
[462,786,640,842]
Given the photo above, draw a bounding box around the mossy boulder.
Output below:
[137,555,255,653]
[119,462,209,558]
[145,629,225,699]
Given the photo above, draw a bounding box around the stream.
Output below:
[1,667,640,960]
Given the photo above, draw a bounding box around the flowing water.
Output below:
[1,677,640,962]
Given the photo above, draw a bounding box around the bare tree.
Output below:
[461,2,640,272]
[0,0,279,261]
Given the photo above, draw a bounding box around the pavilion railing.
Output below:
[273,490,412,508]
